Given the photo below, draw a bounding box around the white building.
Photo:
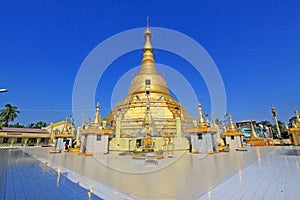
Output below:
[80,103,112,155]
[187,103,218,154]
[224,116,244,149]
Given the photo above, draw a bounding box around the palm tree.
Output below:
[0,104,20,127]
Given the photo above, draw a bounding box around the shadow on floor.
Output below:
[282,150,300,156]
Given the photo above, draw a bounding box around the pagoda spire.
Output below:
[229,115,235,131]
[250,122,259,138]
[92,102,101,126]
[198,102,206,127]
[139,17,158,74]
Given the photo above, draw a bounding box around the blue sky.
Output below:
[0,0,299,125]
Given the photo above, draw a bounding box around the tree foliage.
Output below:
[0,104,20,127]
[260,120,272,126]
[9,123,25,128]
[27,121,47,128]
[289,116,297,127]
[271,120,289,139]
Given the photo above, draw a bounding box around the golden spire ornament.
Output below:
[198,102,206,126]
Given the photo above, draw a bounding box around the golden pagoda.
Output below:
[223,115,244,149]
[246,122,266,146]
[287,109,300,145]
[186,102,218,154]
[104,22,194,151]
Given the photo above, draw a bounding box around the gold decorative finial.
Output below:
[198,102,206,126]
[92,102,101,126]
[146,16,149,27]
[229,115,235,131]
[140,19,155,67]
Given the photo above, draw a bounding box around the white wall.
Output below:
[81,134,109,154]
[225,136,243,148]
[191,132,215,153]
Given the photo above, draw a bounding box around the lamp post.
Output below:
[0,89,7,93]
[271,106,283,146]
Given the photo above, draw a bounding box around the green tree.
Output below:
[0,104,20,127]
[261,120,272,126]
[289,116,297,127]
[9,122,25,128]
[27,121,47,128]
[271,120,289,139]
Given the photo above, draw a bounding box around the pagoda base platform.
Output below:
[109,137,189,151]
[68,147,80,152]
[246,139,266,146]
[289,128,300,145]
[132,151,164,160]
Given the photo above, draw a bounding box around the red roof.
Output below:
[0,127,49,134]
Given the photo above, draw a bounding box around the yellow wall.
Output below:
[109,137,189,151]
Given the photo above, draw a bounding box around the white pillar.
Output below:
[116,115,121,138]
[176,116,182,138]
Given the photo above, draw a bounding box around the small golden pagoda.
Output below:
[246,122,266,146]
[287,109,300,145]
[186,102,218,154]
[223,115,244,149]
[104,22,194,151]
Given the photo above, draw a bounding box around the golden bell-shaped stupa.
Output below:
[104,22,194,137]
[246,122,266,146]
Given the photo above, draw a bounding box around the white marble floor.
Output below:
[22,146,300,200]
[198,146,300,200]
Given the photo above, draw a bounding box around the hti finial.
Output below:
[229,115,235,130]
[271,106,276,117]
[146,16,149,27]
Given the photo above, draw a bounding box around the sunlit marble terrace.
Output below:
[18,146,300,200]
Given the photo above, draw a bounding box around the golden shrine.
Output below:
[48,117,75,153]
[287,110,300,145]
[246,122,266,146]
[47,118,74,143]
[104,22,195,151]
[186,102,218,154]
[223,115,244,150]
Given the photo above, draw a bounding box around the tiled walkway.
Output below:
[0,149,102,200]
[6,146,300,199]
[198,147,300,200]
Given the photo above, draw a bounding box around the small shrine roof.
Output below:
[186,126,217,133]
[223,130,244,136]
